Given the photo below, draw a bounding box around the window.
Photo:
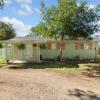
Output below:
[75,42,84,50]
[86,42,93,50]
[52,43,57,49]
[47,42,65,50]
[56,43,60,49]
[80,42,84,49]
[33,44,37,47]
[57,43,65,50]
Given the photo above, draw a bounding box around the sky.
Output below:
[0,0,100,36]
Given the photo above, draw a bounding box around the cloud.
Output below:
[88,4,95,8]
[16,0,32,4]
[18,4,33,15]
[34,8,40,15]
[5,0,12,5]
[0,17,32,36]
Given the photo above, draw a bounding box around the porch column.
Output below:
[32,43,40,62]
[12,43,18,60]
[37,43,40,62]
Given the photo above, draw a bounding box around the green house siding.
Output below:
[7,47,13,60]
[40,42,96,59]
[41,49,60,59]
[0,47,13,60]
[0,48,5,58]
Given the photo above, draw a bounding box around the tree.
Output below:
[0,0,5,8]
[0,21,16,40]
[31,0,100,62]
[69,1,100,39]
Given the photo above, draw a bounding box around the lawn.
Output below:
[1,59,100,77]
[8,62,100,76]
[41,63,88,73]
[6,62,92,71]
[0,58,6,68]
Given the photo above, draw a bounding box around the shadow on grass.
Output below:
[68,89,100,100]
[82,64,100,78]
[8,62,79,69]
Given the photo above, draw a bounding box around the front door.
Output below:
[32,44,40,62]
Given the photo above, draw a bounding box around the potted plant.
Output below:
[40,43,47,49]
[17,43,26,58]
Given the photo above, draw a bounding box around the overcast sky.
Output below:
[0,0,100,36]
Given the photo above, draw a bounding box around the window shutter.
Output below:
[75,42,79,49]
[98,47,100,54]
[48,42,52,50]
[75,42,84,49]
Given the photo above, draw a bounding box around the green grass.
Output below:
[0,58,6,68]
[9,62,89,73]
[6,61,100,75]
[46,63,89,73]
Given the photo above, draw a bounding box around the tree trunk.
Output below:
[60,36,64,62]
[95,42,97,62]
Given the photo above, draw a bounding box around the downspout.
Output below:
[95,41,97,62]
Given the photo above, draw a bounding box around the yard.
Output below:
[0,58,6,68]
[0,62,100,100]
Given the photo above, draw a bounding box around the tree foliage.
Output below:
[0,0,5,8]
[31,0,100,61]
[69,1,100,38]
[0,21,16,40]
[0,43,3,48]
[32,0,100,39]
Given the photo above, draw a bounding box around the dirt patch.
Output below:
[0,69,100,100]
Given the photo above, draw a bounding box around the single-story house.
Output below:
[0,37,100,62]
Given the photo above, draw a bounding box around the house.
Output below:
[0,37,100,62]
[5,37,46,62]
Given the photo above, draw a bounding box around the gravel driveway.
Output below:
[0,69,100,100]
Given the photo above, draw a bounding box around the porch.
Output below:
[0,37,46,63]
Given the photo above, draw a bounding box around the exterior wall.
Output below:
[0,47,13,60]
[0,48,5,58]
[33,45,40,62]
[4,40,98,61]
[40,41,96,60]
[7,47,13,60]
